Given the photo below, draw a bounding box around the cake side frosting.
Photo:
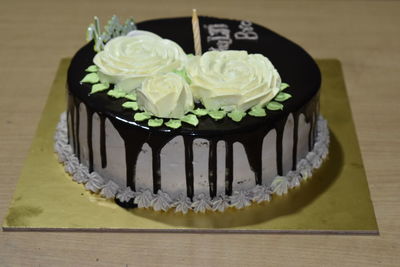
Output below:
[55,112,329,213]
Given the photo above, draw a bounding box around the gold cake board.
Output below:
[2,59,378,234]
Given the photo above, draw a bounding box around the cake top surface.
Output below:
[68,16,321,136]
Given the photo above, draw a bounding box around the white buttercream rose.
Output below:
[137,72,194,118]
[186,50,281,111]
[93,31,187,93]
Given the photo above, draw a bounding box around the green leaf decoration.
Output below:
[134,112,151,122]
[266,101,284,111]
[248,106,267,117]
[208,110,226,120]
[165,119,182,129]
[85,65,99,72]
[148,118,163,127]
[191,108,208,116]
[173,69,191,84]
[227,110,247,122]
[124,93,137,101]
[81,73,100,84]
[274,92,292,102]
[90,83,109,94]
[122,101,139,111]
[280,83,290,91]
[107,89,126,99]
[181,114,199,126]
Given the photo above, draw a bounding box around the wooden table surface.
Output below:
[1,0,399,266]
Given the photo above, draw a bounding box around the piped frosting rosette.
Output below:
[186,51,281,111]
[92,30,283,121]
[137,72,194,118]
[93,31,187,93]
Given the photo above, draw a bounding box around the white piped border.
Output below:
[54,112,330,213]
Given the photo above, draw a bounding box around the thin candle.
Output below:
[192,9,202,56]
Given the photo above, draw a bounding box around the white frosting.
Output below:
[65,154,79,175]
[297,158,312,180]
[287,170,302,188]
[186,50,281,111]
[100,180,120,199]
[116,187,135,203]
[93,32,187,93]
[84,172,105,193]
[150,190,173,212]
[133,189,154,208]
[251,185,271,203]
[211,197,230,212]
[271,176,290,196]
[137,72,193,118]
[173,194,192,214]
[55,113,330,213]
[229,191,252,209]
[191,193,212,213]
[72,163,90,184]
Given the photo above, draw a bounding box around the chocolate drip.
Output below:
[74,98,81,161]
[146,135,177,194]
[151,148,161,194]
[105,118,147,190]
[99,114,107,168]
[68,96,76,153]
[208,139,217,197]
[275,118,287,176]
[86,108,94,172]
[123,139,138,189]
[183,137,194,199]
[292,113,300,170]
[240,131,264,185]
[225,141,234,195]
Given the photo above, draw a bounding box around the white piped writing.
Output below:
[234,20,258,40]
[204,21,258,51]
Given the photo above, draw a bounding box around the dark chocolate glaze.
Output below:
[184,137,194,199]
[225,141,234,195]
[74,97,81,161]
[208,139,217,198]
[86,108,94,172]
[99,114,107,168]
[66,17,321,201]
[292,113,300,170]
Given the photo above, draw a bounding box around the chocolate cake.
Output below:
[54,16,329,213]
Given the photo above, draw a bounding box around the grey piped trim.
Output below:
[55,112,330,213]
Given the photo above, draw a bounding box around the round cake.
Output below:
[55,16,329,213]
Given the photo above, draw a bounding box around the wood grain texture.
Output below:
[0,0,399,266]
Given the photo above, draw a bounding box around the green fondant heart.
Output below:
[134,112,151,122]
[165,119,182,129]
[90,83,109,94]
[148,118,163,127]
[85,65,99,72]
[227,110,246,122]
[248,106,267,117]
[181,114,199,126]
[124,93,137,101]
[266,101,284,111]
[81,72,100,84]
[274,92,292,102]
[122,101,139,111]
[191,108,208,116]
[208,110,226,120]
[280,83,290,91]
[107,89,126,99]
